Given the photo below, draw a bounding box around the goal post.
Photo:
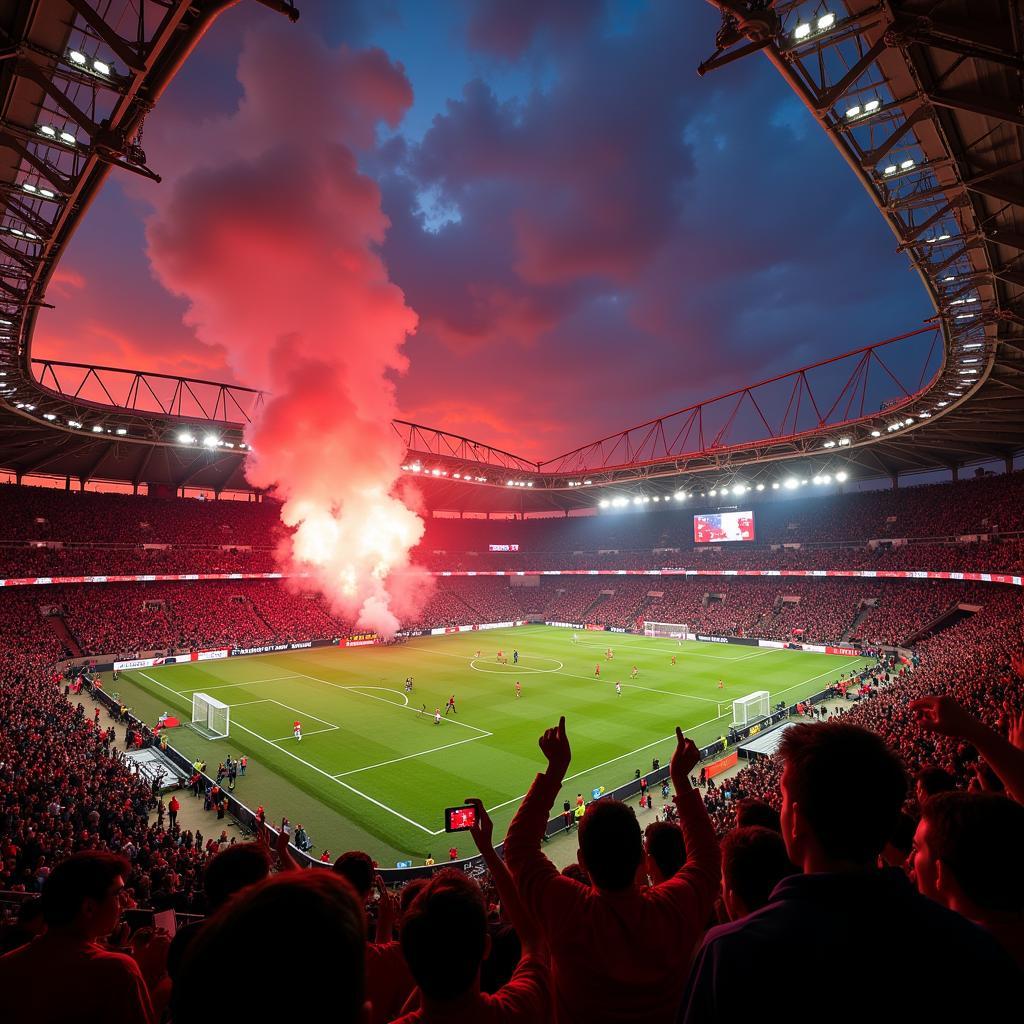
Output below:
[643,621,689,638]
[191,692,230,740]
[733,691,770,729]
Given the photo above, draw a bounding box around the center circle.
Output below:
[469,655,563,675]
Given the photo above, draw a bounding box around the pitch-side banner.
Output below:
[1,569,1022,588]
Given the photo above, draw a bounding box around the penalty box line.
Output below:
[138,670,443,837]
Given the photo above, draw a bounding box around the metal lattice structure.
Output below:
[0,0,296,493]
[0,1,1021,507]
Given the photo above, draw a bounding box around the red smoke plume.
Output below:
[146,28,429,635]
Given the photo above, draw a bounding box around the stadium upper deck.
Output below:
[0,1,1021,509]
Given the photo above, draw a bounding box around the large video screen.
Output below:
[693,510,755,544]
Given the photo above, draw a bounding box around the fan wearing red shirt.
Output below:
[504,718,719,1024]
[0,851,156,1024]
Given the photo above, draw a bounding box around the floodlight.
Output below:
[599,499,609,508]
[836,471,848,482]
[674,491,686,500]
[823,440,836,448]
[900,159,915,170]
[784,478,799,490]
[883,165,897,176]
[115,428,127,435]
[732,484,746,496]
[38,125,56,137]
[68,50,86,65]
[822,474,832,484]
[59,131,76,145]
[818,13,835,30]
[92,59,110,76]
[794,23,811,40]
[771,483,779,490]
[68,420,82,429]
[91,425,104,433]
[203,434,219,448]
[709,489,717,497]
[178,431,195,444]
[812,476,823,485]
[838,437,851,446]
[864,99,880,113]
[756,483,765,491]
[870,430,881,437]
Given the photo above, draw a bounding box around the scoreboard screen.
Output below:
[693,510,755,543]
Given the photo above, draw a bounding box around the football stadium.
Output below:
[1,1,1023,1020]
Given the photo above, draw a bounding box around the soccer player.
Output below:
[434,708,442,726]
[293,721,302,742]
[615,681,622,696]
[595,663,601,678]
[572,632,579,644]
[497,650,503,663]
[515,680,522,699]
[718,679,724,690]
[671,655,677,666]
[631,665,638,679]
[606,647,613,661]
[446,694,457,716]
[513,649,519,664]
[404,676,413,693]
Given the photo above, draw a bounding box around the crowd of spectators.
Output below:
[0,481,1023,1018]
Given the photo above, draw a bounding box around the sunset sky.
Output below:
[33,0,933,462]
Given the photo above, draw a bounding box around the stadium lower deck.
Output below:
[110,626,873,860]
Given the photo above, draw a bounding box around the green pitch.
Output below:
[109,626,871,864]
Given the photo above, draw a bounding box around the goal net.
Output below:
[191,692,230,740]
[643,621,689,639]
[733,691,770,729]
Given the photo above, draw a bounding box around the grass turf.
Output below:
[108,626,871,864]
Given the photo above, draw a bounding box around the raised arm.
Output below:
[504,716,572,913]
[910,695,1024,805]
[466,798,544,957]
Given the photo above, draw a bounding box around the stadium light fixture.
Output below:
[794,23,811,39]
[238,443,248,450]
[838,437,851,446]
[115,428,127,436]
[178,431,195,444]
[936,401,948,407]
[653,495,661,502]
[822,440,836,448]
[633,496,643,505]
[904,418,914,425]
[955,314,974,320]
[961,358,979,364]
[68,420,82,429]
[836,471,848,482]
[68,50,87,65]
[822,474,832,484]
[59,131,77,146]
[37,125,56,137]
[91,425,104,433]
[883,164,898,176]
[709,489,717,497]
[43,413,56,421]
[599,499,609,509]
[870,429,881,437]
[801,479,809,485]
[674,491,686,501]
[818,13,835,30]
[732,484,746,496]
[92,59,111,76]
[203,434,219,448]
[755,483,765,491]
[784,478,799,490]
[900,159,915,170]
[771,482,779,490]
[812,476,822,485]
[918,411,931,418]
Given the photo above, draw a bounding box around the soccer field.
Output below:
[111,626,871,863]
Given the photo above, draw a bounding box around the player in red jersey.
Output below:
[515,680,522,699]
[445,694,457,716]
[595,663,601,678]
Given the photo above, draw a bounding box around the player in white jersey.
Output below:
[293,720,302,741]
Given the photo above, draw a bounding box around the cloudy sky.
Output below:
[33,0,933,462]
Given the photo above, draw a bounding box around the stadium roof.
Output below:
[0,0,1021,510]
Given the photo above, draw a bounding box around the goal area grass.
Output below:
[109,626,872,864]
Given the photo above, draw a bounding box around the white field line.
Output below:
[483,707,732,815]
[137,670,446,835]
[288,670,492,736]
[181,675,304,695]
[229,720,441,835]
[770,657,869,700]
[268,726,338,741]
[405,643,723,705]
[333,731,491,778]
